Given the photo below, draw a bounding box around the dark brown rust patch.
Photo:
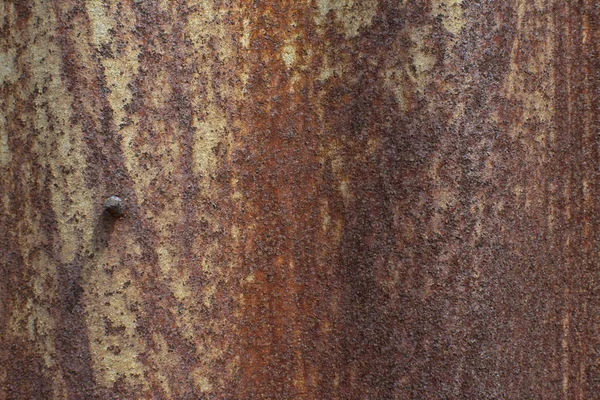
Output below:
[55,261,98,400]
[2,340,52,400]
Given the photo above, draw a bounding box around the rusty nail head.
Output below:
[104,195,124,218]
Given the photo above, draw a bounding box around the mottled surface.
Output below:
[0,0,598,399]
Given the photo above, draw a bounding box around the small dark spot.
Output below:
[104,195,124,218]
[104,317,127,336]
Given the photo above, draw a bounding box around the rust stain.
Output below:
[1,0,599,399]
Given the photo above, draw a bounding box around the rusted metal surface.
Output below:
[0,0,598,398]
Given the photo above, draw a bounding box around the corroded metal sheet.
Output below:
[0,0,598,398]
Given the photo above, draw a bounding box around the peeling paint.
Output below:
[432,0,465,35]
[315,0,379,38]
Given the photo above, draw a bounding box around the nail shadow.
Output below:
[91,210,118,254]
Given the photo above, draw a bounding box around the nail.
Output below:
[103,195,124,218]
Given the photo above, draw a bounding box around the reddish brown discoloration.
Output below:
[0,0,598,399]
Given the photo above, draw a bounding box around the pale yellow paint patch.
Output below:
[89,0,139,131]
[187,3,232,60]
[192,112,226,183]
[187,1,234,189]
[231,224,240,241]
[407,27,437,93]
[192,372,213,393]
[281,43,297,68]
[83,238,147,389]
[318,66,334,82]
[315,0,379,38]
[149,333,178,397]
[241,18,251,48]
[504,0,555,142]
[86,0,112,47]
[157,245,174,275]
[121,115,182,227]
[330,154,353,202]
[203,282,217,308]
[0,48,18,85]
[171,275,193,304]
[317,52,336,82]
[102,54,139,127]
[0,115,11,166]
[19,1,95,263]
[320,199,331,232]
[245,272,256,283]
[561,296,570,397]
[432,0,465,36]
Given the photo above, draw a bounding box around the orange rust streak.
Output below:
[234,2,326,398]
